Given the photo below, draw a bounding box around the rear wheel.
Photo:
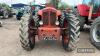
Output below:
[19,16,35,51]
[62,12,80,51]
[90,17,100,49]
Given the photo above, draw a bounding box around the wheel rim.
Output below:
[92,23,100,42]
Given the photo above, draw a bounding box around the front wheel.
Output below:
[90,17,100,49]
[62,12,80,51]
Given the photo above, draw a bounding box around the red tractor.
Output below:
[76,0,100,49]
[75,0,100,30]
[19,2,80,51]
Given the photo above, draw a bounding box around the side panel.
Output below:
[77,4,90,16]
[77,4,100,17]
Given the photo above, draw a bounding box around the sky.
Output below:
[0,0,82,6]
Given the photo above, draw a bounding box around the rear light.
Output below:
[55,21,59,25]
[39,21,43,25]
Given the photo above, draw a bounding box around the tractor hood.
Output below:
[38,7,61,16]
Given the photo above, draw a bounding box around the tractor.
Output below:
[75,0,100,30]
[19,0,80,51]
[90,0,100,49]
[0,4,13,19]
[31,4,45,16]
[0,8,9,19]
[16,9,24,20]
[75,0,100,49]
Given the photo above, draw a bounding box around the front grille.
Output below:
[43,12,49,25]
[50,11,56,25]
[42,10,56,26]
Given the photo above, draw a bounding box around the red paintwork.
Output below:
[38,7,61,16]
[77,4,100,18]
[38,27,61,40]
[38,7,61,27]
[37,7,62,40]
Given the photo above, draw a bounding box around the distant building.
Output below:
[11,3,29,14]
[11,3,28,9]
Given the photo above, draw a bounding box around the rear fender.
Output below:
[77,4,90,16]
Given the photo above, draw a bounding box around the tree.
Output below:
[46,0,72,10]
[0,3,10,11]
[58,2,70,10]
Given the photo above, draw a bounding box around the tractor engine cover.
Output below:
[37,7,61,40]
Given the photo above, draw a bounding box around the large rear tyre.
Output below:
[19,16,35,51]
[62,12,80,52]
[90,17,100,49]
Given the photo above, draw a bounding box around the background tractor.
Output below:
[16,9,24,20]
[90,0,100,49]
[75,0,100,49]
[75,0,100,30]
[31,4,45,16]
[19,0,80,51]
[0,3,13,19]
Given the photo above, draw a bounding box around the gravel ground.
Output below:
[0,16,100,56]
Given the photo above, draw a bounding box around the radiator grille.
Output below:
[42,10,56,26]
[43,12,49,25]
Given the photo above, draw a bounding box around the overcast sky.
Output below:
[0,0,82,6]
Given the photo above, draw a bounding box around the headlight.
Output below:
[39,21,43,25]
[55,21,59,25]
